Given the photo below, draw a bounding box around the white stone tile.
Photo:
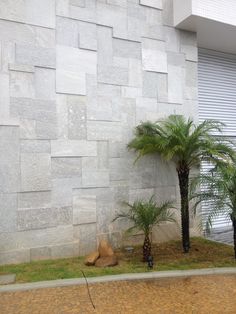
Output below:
[51,140,97,157]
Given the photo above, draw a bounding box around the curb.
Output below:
[0,267,236,293]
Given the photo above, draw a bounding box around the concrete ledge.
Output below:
[0,267,236,293]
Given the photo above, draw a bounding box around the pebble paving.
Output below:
[0,275,236,313]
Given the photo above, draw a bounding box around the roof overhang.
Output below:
[174,0,236,54]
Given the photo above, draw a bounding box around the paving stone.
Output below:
[20,153,51,192]
[0,274,16,285]
[16,45,56,68]
[51,140,97,157]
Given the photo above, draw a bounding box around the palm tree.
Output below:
[128,115,234,253]
[113,197,175,262]
[192,161,236,259]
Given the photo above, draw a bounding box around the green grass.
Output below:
[0,237,235,283]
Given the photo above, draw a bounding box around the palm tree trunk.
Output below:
[231,214,236,259]
[177,166,190,253]
[143,233,151,262]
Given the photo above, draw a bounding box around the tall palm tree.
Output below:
[113,197,175,262]
[128,115,234,253]
[192,161,236,259]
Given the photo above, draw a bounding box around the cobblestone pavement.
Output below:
[0,275,236,314]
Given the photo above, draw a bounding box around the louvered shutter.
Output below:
[198,48,236,228]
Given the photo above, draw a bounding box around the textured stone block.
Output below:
[129,59,142,87]
[113,38,141,59]
[0,225,74,251]
[77,223,97,255]
[140,0,162,9]
[20,153,51,192]
[68,95,87,139]
[157,73,168,102]
[79,21,97,51]
[17,206,72,231]
[56,70,86,95]
[35,68,56,100]
[9,63,35,73]
[73,195,97,225]
[10,71,35,98]
[19,119,36,139]
[35,27,55,48]
[98,65,128,85]
[0,126,20,193]
[142,38,167,73]
[87,121,122,141]
[167,52,185,66]
[0,249,30,265]
[181,44,198,62]
[109,158,131,181]
[57,45,97,74]
[30,246,51,261]
[36,121,57,140]
[51,140,97,157]
[51,242,78,258]
[0,0,55,28]
[168,65,184,104]
[51,157,82,178]
[18,191,51,209]
[10,98,57,124]
[56,16,79,47]
[97,26,113,65]
[82,170,110,188]
[143,71,159,98]
[20,140,50,153]
[0,73,10,119]
[16,45,56,68]
[51,177,81,207]
[0,193,17,232]
[164,26,180,52]
[0,19,35,44]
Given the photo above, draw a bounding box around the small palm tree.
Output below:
[128,115,234,253]
[113,197,175,262]
[192,161,236,259]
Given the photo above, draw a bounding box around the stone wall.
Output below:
[0,0,198,264]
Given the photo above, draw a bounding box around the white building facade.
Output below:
[0,0,233,264]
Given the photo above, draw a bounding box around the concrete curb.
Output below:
[0,267,236,293]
